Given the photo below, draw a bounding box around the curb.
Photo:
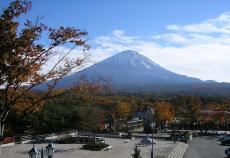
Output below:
[167,142,188,158]
[1,142,15,148]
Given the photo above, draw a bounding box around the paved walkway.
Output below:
[167,142,188,158]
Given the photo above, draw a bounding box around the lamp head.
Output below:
[46,142,55,157]
[28,145,39,158]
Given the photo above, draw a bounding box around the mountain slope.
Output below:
[52,50,206,88]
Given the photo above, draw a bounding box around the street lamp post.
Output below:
[150,122,156,158]
[28,143,55,158]
[151,131,154,158]
[41,148,44,158]
[172,119,176,144]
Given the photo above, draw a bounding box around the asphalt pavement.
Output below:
[1,138,176,158]
[184,136,228,158]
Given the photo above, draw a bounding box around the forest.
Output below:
[5,91,230,136]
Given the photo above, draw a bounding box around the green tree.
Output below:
[79,106,105,133]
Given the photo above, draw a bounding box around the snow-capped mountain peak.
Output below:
[101,50,160,70]
[51,50,204,88]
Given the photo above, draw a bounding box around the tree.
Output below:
[79,106,105,142]
[115,102,131,119]
[154,101,174,124]
[0,0,89,141]
[132,144,142,158]
[79,106,105,132]
[186,96,202,122]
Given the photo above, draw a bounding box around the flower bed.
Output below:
[2,137,15,144]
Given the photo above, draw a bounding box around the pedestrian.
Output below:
[185,136,188,144]
[172,131,176,144]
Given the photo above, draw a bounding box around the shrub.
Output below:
[82,142,109,151]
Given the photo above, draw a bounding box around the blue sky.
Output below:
[2,0,230,37]
[1,0,230,82]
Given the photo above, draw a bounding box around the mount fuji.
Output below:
[53,50,204,88]
[37,50,230,96]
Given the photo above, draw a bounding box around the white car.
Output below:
[96,137,105,143]
[123,139,130,143]
[139,137,157,146]
[103,145,113,151]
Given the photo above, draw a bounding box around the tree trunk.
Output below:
[0,120,5,155]
[0,121,4,141]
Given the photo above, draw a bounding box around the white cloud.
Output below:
[41,46,89,74]
[94,30,139,47]
[44,13,230,82]
[166,24,180,31]
[153,33,189,44]
[166,12,230,34]
[88,13,230,82]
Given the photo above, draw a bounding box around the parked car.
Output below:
[217,134,230,141]
[221,136,230,145]
[123,139,130,143]
[169,133,181,141]
[218,134,230,141]
[225,147,230,157]
[96,137,105,143]
[103,145,113,151]
[169,131,190,142]
[217,134,225,141]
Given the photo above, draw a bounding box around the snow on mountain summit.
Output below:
[101,50,160,70]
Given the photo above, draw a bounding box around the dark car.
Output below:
[225,147,230,157]
[221,137,230,145]
[169,133,181,141]
[217,134,230,141]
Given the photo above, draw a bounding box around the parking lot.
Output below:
[1,138,176,158]
[184,136,227,158]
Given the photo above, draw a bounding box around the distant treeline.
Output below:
[5,93,230,135]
